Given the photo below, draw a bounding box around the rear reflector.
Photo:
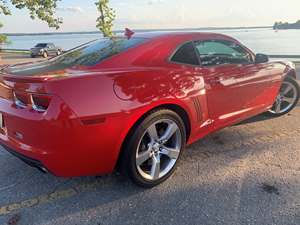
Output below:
[81,117,106,125]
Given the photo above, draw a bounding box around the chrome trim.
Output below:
[32,104,47,113]
[30,94,47,113]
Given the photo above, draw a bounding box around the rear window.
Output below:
[7,38,147,76]
[50,37,146,67]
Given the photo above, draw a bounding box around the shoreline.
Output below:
[2,26,273,36]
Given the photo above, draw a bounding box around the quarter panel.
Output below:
[45,67,210,146]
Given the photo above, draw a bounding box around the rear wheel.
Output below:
[266,77,299,117]
[120,109,186,188]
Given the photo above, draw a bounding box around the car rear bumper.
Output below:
[1,142,48,174]
[0,112,127,177]
[0,93,128,177]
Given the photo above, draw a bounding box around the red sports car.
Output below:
[0,32,299,187]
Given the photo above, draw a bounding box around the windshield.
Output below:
[35,43,48,48]
[49,37,146,67]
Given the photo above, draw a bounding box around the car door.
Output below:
[193,39,272,128]
[47,44,56,56]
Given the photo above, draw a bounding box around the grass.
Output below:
[0,49,30,54]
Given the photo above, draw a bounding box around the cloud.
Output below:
[148,0,165,5]
[57,6,84,13]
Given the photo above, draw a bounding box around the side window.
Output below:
[194,40,253,66]
[171,42,200,66]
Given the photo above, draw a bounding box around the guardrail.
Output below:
[269,55,300,59]
[0,49,29,53]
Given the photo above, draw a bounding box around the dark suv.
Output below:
[30,43,62,58]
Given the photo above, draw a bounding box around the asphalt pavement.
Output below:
[296,63,300,79]
[0,106,299,225]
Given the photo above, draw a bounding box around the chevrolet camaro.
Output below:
[0,32,299,187]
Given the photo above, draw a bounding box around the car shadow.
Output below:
[236,114,275,126]
[236,103,300,126]
[2,123,294,225]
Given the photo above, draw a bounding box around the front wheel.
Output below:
[120,109,186,188]
[266,76,299,117]
[42,51,48,58]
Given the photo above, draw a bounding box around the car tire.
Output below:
[43,52,48,58]
[56,50,62,56]
[119,109,186,188]
[31,54,35,58]
[266,76,300,117]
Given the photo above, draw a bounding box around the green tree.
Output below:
[0,22,9,47]
[95,0,116,38]
[0,0,63,48]
[1,0,62,29]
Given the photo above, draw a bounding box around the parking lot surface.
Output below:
[1,106,300,225]
[0,55,299,225]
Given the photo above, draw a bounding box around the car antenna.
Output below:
[125,28,135,39]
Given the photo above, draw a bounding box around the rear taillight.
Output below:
[0,83,13,100]
[13,91,51,113]
[13,91,28,108]
[31,94,51,113]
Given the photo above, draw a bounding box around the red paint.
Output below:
[0,33,296,177]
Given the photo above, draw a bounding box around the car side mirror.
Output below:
[255,54,269,64]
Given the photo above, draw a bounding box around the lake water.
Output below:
[3,28,300,55]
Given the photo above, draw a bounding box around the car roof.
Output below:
[132,31,234,41]
[36,43,54,45]
[91,31,244,69]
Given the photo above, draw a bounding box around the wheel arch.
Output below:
[285,69,297,80]
[115,103,192,170]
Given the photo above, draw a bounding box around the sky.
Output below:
[0,0,300,33]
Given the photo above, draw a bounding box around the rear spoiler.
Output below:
[1,72,55,83]
[125,28,135,39]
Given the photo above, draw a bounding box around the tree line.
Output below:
[274,20,300,30]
